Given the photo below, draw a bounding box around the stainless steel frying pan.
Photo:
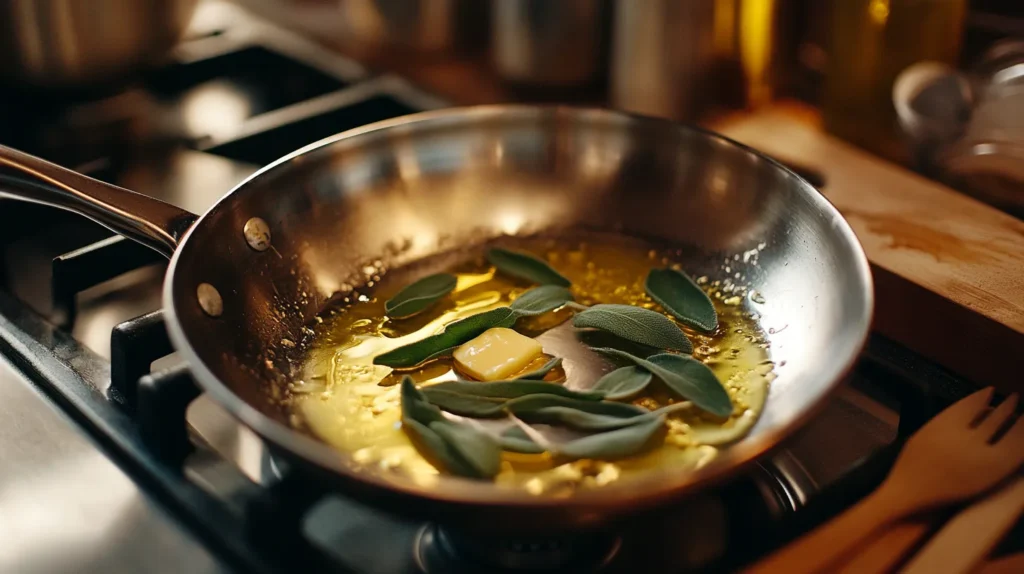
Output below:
[0,106,872,533]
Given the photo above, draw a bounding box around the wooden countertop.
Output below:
[710,103,1024,393]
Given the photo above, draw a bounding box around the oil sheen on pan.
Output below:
[288,230,775,495]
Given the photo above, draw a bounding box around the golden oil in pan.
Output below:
[290,231,774,495]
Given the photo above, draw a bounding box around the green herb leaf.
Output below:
[426,379,603,400]
[591,366,653,400]
[515,357,563,380]
[594,348,732,417]
[421,345,460,363]
[498,427,545,454]
[523,406,643,431]
[645,268,718,333]
[400,376,445,424]
[422,380,604,417]
[400,378,501,478]
[506,394,646,420]
[429,420,502,478]
[509,285,574,317]
[646,353,733,417]
[556,416,666,460]
[403,418,480,477]
[573,304,693,353]
[576,330,660,358]
[384,273,458,319]
[418,389,508,417]
[400,379,481,477]
[374,306,518,368]
[487,248,571,287]
[521,399,691,432]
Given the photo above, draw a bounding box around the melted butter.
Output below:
[292,232,773,494]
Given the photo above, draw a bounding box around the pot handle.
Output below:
[0,145,198,258]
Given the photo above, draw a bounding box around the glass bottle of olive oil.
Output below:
[823,0,966,162]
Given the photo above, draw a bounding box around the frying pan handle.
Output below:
[0,145,197,258]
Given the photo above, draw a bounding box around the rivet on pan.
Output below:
[243,217,272,251]
[197,283,223,317]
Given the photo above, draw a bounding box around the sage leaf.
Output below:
[523,399,691,432]
[374,306,518,368]
[516,357,562,380]
[385,273,457,319]
[423,380,605,417]
[401,376,445,424]
[577,330,660,358]
[592,366,653,400]
[419,389,508,417]
[499,427,545,454]
[401,378,485,476]
[506,394,646,419]
[421,345,460,363]
[429,420,502,478]
[509,285,574,317]
[401,378,498,478]
[646,353,733,418]
[524,406,644,431]
[403,418,480,477]
[556,416,666,460]
[595,348,732,417]
[645,268,718,333]
[487,248,571,287]
[426,379,603,401]
[573,304,693,353]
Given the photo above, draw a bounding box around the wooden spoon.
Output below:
[902,476,1024,574]
[835,520,934,574]
[745,389,1024,573]
[973,553,1024,574]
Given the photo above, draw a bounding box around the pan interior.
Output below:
[295,229,774,493]
[165,107,872,505]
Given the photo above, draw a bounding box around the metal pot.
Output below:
[492,0,610,88]
[0,106,872,533]
[610,0,796,121]
[0,0,199,88]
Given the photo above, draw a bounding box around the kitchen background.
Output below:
[0,1,1021,573]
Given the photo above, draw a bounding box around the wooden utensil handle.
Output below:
[745,487,909,573]
[836,520,933,574]
[902,477,1024,574]
[974,553,1024,574]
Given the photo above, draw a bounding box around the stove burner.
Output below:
[415,525,621,573]
[408,455,812,573]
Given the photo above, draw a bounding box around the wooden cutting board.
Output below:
[710,103,1024,394]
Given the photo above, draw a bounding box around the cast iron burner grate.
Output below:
[142,45,350,118]
[414,525,623,573]
[200,94,419,165]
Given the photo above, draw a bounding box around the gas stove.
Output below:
[0,3,984,573]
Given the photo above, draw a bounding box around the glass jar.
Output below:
[823,0,967,162]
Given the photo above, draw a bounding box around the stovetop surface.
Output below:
[0,355,224,573]
[0,2,992,573]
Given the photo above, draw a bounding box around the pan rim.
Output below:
[162,104,874,512]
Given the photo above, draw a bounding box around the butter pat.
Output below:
[453,327,543,381]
